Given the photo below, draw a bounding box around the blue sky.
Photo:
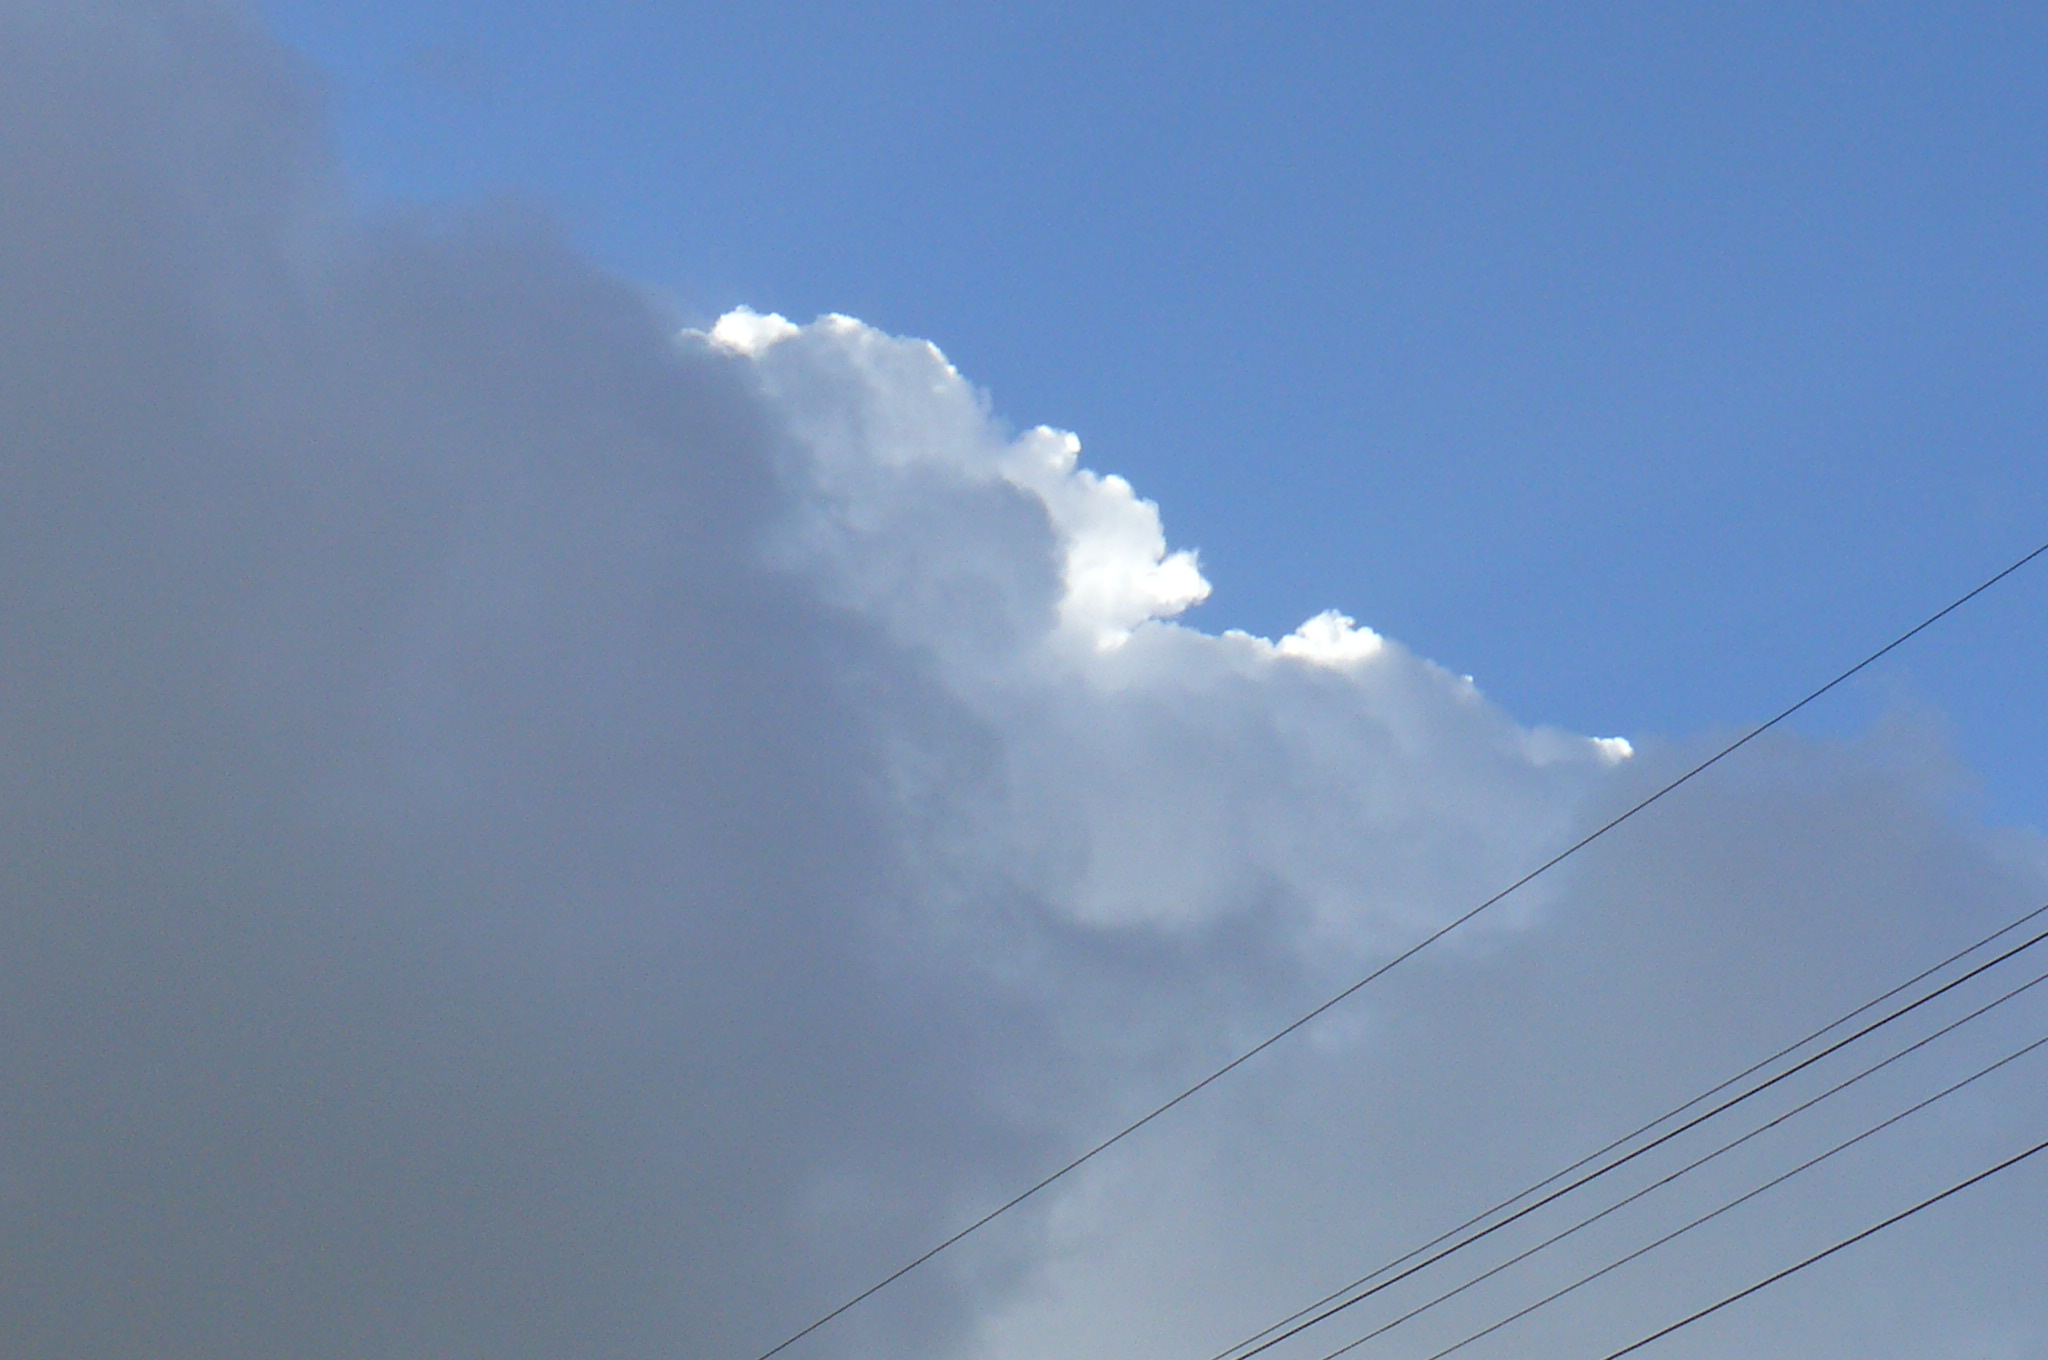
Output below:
[259,1,2048,822]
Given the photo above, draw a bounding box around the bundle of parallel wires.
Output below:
[1200,899,2048,1360]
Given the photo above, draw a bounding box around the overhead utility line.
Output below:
[747,537,2048,1360]
[1203,900,2048,1360]
[1385,1027,2048,1360]
[1594,1132,2048,1360]
[1289,958,2048,1360]
[1220,912,2048,1360]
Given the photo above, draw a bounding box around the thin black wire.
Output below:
[1595,1133,2048,1360]
[1204,899,2048,1360]
[1305,965,2048,1360]
[1226,921,2048,1360]
[1401,1027,2048,1360]
[747,537,2048,1360]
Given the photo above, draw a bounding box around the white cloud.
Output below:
[724,311,1627,947]
[1270,609,1388,667]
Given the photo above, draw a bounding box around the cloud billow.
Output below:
[2,4,2043,1359]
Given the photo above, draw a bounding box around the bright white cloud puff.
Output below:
[715,308,1629,942]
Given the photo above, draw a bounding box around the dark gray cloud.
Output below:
[3,5,2044,1360]
[0,6,1035,1356]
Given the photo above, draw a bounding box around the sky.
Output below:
[255,0,2048,824]
[3,4,2047,1360]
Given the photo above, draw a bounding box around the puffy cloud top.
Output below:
[713,307,1629,943]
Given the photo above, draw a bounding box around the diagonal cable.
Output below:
[1593,1132,2048,1360]
[1203,899,2048,1360]
[1304,966,2048,1360]
[748,538,2048,1360]
[1224,919,2048,1360]
[1395,1027,2048,1360]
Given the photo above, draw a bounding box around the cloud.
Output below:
[720,308,1625,950]
[969,732,2048,1360]
[2,5,2044,1360]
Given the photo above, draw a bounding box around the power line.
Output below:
[1303,965,2048,1360]
[1203,899,2048,1360]
[1596,1132,2048,1360]
[746,538,2048,1360]
[1223,920,2048,1360]
[1397,1027,2048,1360]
